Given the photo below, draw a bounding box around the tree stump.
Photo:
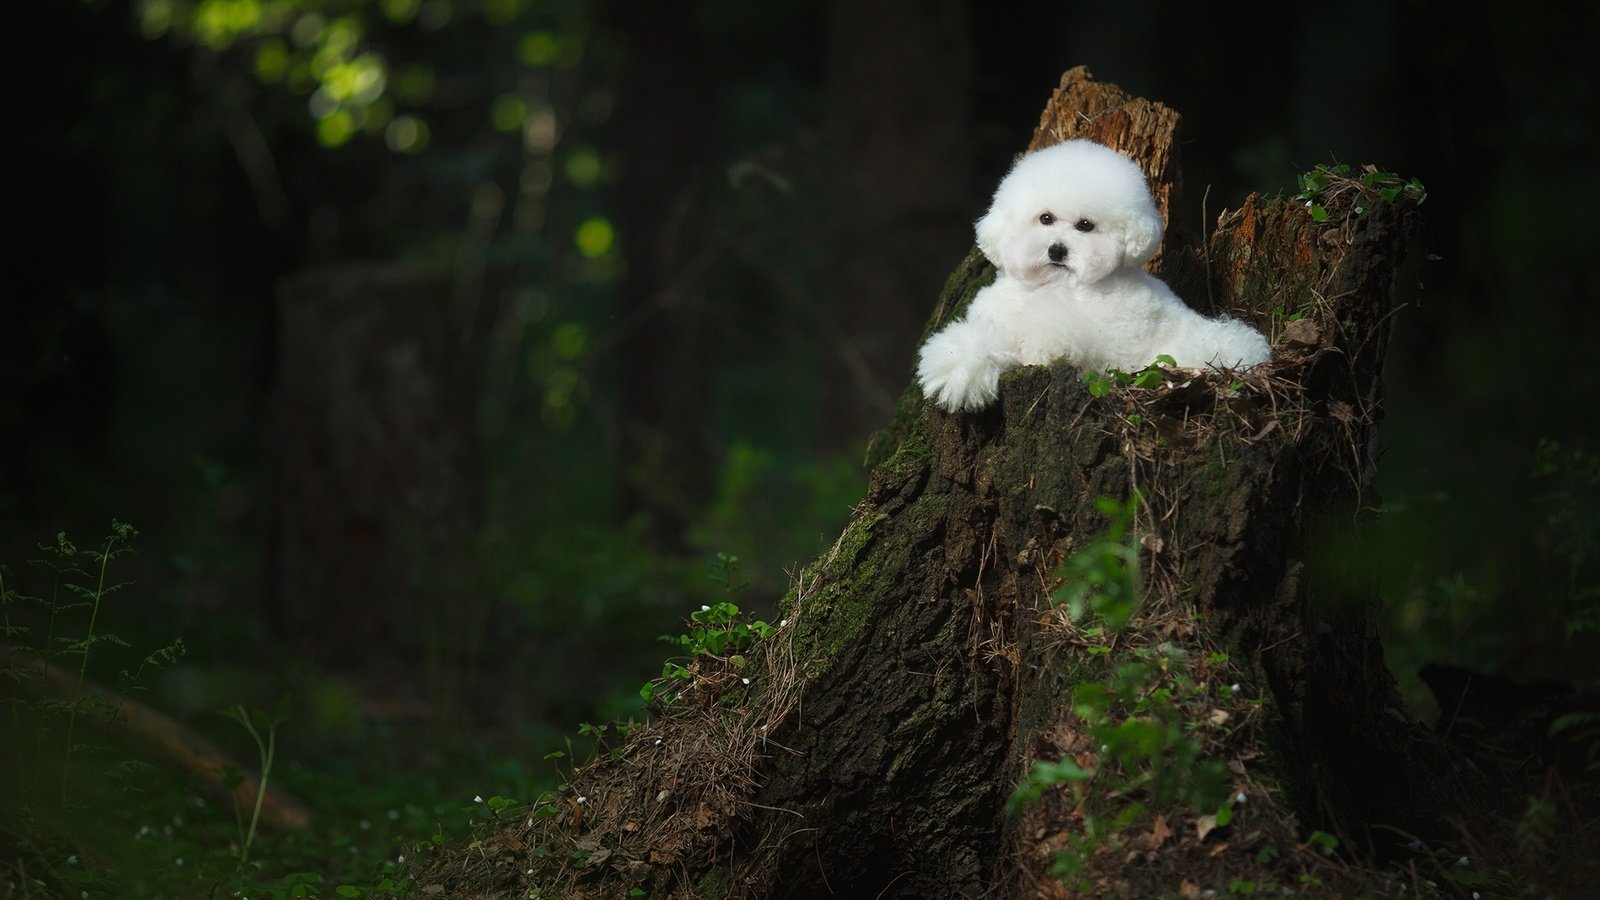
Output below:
[267,263,479,684]
[424,67,1471,899]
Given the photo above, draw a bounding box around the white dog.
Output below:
[917,140,1271,412]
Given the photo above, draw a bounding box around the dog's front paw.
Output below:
[917,323,1011,412]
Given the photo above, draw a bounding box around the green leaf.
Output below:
[1548,711,1600,737]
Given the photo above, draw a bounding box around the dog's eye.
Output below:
[1038,213,1055,226]
[1074,219,1095,232]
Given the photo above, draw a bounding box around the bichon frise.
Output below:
[917,139,1271,412]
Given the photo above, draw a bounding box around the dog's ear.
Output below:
[975,207,1005,269]
[1120,202,1164,266]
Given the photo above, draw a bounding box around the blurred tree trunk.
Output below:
[423,67,1479,898]
[611,4,716,553]
[819,0,974,451]
[267,264,480,688]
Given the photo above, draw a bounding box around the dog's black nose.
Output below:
[1048,243,1068,263]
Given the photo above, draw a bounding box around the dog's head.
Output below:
[975,140,1163,287]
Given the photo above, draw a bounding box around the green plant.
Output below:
[222,702,287,868]
[638,553,777,705]
[1,523,168,815]
[1305,829,1339,856]
[1294,162,1426,222]
[1013,496,1246,884]
[49,522,139,800]
[1052,494,1144,629]
[1082,355,1176,399]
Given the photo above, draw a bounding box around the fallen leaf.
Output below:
[1247,420,1279,442]
[1195,813,1218,841]
[1208,708,1230,726]
[1283,318,1322,347]
[1150,815,1173,848]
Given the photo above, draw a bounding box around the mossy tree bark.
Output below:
[426,67,1474,899]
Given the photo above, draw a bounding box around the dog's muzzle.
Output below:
[1047,242,1069,264]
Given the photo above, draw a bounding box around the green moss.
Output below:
[869,425,932,495]
[787,507,890,675]
[696,863,727,896]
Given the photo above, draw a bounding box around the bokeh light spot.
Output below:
[316,109,355,147]
[564,147,604,188]
[385,115,430,154]
[574,217,614,258]
[518,31,560,67]
[491,94,528,133]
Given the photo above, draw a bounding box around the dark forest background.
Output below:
[4,0,1598,892]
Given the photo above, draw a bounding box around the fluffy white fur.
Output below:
[917,140,1271,412]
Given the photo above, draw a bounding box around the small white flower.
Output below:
[526,868,534,875]
[1234,792,1247,804]
[66,855,77,865]
[576,796,587,805]
[1230,683,1242,694]
[780,619,788,627]
[398,854,405,863]
[742,677,751,685]
[701,605,711,612]
[474,794,483,803]
[1457,855,1470,867]
[655,738,663,745]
